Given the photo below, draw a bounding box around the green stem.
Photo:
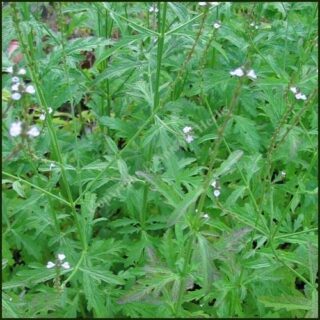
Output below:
[174,237,194,315]
[196,80,243,216]
[11,4,87,251]
[2,171,72,207]
[56,3,84,203]
[174,78,245,315]
[170,9,208,100]
[153,2,167,110]
[61,250,86,289]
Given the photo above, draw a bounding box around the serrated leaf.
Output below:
[117,159,130,183]
[196,234,214,293]
[81,192,97,242]
[167,187,203,227]
[83,272,106,317]
[12,181,25,198]
[80,266,124,285]
[136,171,182,207]
[100,116,136,139]
[233,116,261,152]
[105,136,118,154]
[95,34,147,65]
[2,267,69,290]
[214,150,244,178]
[259,294,312,311]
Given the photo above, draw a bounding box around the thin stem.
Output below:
[170,8,208,100]
[61,250,86,289]
[196,80,244,216]
[2,171,72,207]
[56,3,83,202]
[153,2,167,110]
[174,78,245,314]
[11,4,87,250]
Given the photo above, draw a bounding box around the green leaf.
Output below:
[81,192,97,242]
[49,37,113,66]
[117,159,130,183]
[167,187,203,227]
[2,266,69,290]
[99,116,136,139]
[196,234,214,293]
[105,136,119,154]
[80,266,125,286]
[108,9,159,37]
[95,34,147,66]
[259,294,312,311]
[233,116,261,152]
[213,150,244,178]
[135,171,182,207]
[2,292,20,318]
[83,272,106,317]
[12,181,25,198]
[166,13,204,36]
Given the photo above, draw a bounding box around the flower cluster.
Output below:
[290,86,307,101]
[46,253,70,270]
[199,2,220,7]
[39,107,53,121]
[230,66,257,80]
[183,126,194,143]
[149,5,158,13]
[211,179,221,198]
[9,120,40,138]
[250,22,259,29]
[6,66,35,101]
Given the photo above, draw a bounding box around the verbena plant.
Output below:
[2,2,318,318]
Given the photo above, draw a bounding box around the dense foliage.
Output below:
[2,2,318,318]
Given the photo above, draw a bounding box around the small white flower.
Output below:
[183,126,192,134]
[250,22,255,27]
[25,85,35,94]
[255,25,259,30]
[18,68,26,75]
[210,2,220,7]
[12,76,20,83]
[246,69,257,80]
[27,126,40,137]
[213,189,221,197]
[9,121,22,137]
[213,21,221,29]
[290,86,298,94]
[295,92,307,100]
[48,107,53,114]
[185,135,194,143]
[11,92,21,101]
[57,253,66,261]
[230,67,244,77]
[39,113,46,121]
[49,163,56,170]
[61,261,70,270]
[5,66,13,73]
[281,171,286,177]
[211,180,217,188]
[198,2,207,6]
[203,213,209,219]
[149,5,158,13]
[46,261,56,269]
[11,83,20,91]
